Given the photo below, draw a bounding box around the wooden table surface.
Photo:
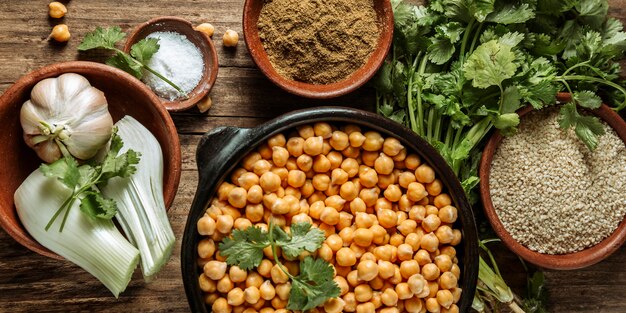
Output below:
[1,1,626,312]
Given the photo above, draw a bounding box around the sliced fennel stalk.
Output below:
[15,170,139,297]
[99,116,175,282]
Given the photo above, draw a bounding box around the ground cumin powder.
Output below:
[257,0,380,84]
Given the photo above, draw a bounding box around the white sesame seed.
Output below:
[489,108,626,254]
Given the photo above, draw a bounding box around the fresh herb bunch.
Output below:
[374,0,626,312]
[78,26,186,97]
[219,222,340,311]
[41,128,140,232]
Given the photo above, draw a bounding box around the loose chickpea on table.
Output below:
[195,122,464,313]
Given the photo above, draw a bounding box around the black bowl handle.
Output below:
[196,126,251,185]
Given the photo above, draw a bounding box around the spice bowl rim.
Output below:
[242,0,394,99]
[181,106,479,312]
[0,60,182,260]
[479,92,626,270]
[124,16,219,112]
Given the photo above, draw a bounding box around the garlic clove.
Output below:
[19,101,47,135]
[29,78,60,114]
[57,73,92,102]
[66,114,113,160]
[25,137,61,164]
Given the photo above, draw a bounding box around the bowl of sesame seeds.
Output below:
[479,95,626,270]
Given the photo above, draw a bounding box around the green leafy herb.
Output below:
[41,128,141,231]
[78,26,186,98]
[218,222,338,311]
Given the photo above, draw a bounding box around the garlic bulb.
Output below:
[20,73,113,163]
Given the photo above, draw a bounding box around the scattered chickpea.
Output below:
[49,2,67,19]
[196,23,215,37]
[223,29,239,47]
[50,24,70,42]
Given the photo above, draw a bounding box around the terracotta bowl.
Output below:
[124,16,219,112]
[242,0,394,99]
[479,93,626,270]
[0,61,182,260]
[181,107,479,312]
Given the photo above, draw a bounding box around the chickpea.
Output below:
[227,265,246,283]
[326,234,343,251]
[355,284,373,302]
[336,247,357,266]
[197,239,215,259]
[383,184,402,202]
[216,214,234,234]
[334,276,349,295]
[442,304,460,313]
[435,225,455,244]
[223,29,239,47]
[439,272,458,290]
[258,171,280,192]
[318,243,333,261]
[320,206,340,225]
[272,282,291,301]
[205,293,220,305]
[414,164,436,183]
[350,198,366,215]
[380,308,400,313]
[259,308,274,313]
[227,287,245,306]
[212,297,232,313]
[425,179,443,196]
[355,212,374,228]
[359,167,378,188]
[341,158,360,177]
[408,273,427,295]
[436,289,453,309]
[343,292,357,312]
[381,137,404,156]
[425,205,439,216]
[361,150,378,167]
[327,131,349,151]
[247,186,263,204]
[257,259,273,278]
[395,282,414,300]
[404,232,421,251]
[331,168,349,185]
[398,219,418,236]
[199,274,216,293]
[370,224,387,244]
[259,280,276,300]
[324,195,346,210]
[377,260,395,279]
[217,275,234,293]
[286,137,305,157]
[337,212,354,230]
[421,232,440,253]
[353,228,374,247]
[398,172,417,189]
[204,260,227,280]
[433,254,452,273]
[362,131,384,151]
[197,215,216,235]
[324,297,346,313]
[339,227,355,245]
[241,285,261,304]
[389,265,402,284]
[50,24,71,42]
[407,182,428,202]
[350,242,366,259]
[426,297,441,313]
[450,229,462,246]
[356,302,375,313]
[359,187,379,207]
[374,153,394,175]
[396,243,413,262]
[421,214,441,232]
[422,263,441,281]
[438,205,458,223]
[434,194,452,208]
[349,131,366,147]
[244,272,263,288]
[312,174,331,191]
[390,233,405,247]
[252,160,272,176]
[357,260,379,281]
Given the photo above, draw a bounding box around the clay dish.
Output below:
[124,16,219,112]
[242,0,394,99]
[479,92,626,270]
[0,61,182,259]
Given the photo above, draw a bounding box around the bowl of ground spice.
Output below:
[243,0,393,99]
[479,94,626,270]
[124,16,219,112]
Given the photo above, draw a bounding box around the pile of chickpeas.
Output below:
[196,123,463,313]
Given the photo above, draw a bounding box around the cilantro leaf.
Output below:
[470,0,496,22]
[219,226,269,270]
[106,52,143,79]
[558,102,578,129]
[371,62,393,94]
[575,115,605,150]
[100,130,141,181]
[486,1,535,24]
[287,257,340,311]
[40,157,80,189]
[428,38,456,64]
[463,40,518,88]
[130,38,160,64]
[573,90,602,109]
[79,191,117,219]
[78,26,126,51]
[275,222,326,259]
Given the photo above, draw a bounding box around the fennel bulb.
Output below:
[99,116,175,282]
[14,170,139,297]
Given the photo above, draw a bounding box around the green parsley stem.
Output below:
[407,53,421,134]
[267,221,296,280]
[468,22,483,54]
[111,48,188,99]
[415,55,429,137]
[459,19,476,63]
[556,75,626,111]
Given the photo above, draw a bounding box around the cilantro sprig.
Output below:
[41,128,140,232]
[219,222,340,311]
[78,26,186,98]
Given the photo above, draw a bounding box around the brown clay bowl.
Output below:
[479,92,626,270]
[0,61,182,260]
[242,0,394,99]
[124,16,219,112]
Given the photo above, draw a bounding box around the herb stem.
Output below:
[469,22,484,54]
[407,54,420,134]
[112,48,188,99]
[459,19,476,63]
[556,75,626,111]
[267,221,296,280]
[416,55,429,136]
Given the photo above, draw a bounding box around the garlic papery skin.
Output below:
[20,73,114,163]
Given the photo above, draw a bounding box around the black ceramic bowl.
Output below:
[181,107,479,312]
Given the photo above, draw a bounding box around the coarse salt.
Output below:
[142,31,204,101]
